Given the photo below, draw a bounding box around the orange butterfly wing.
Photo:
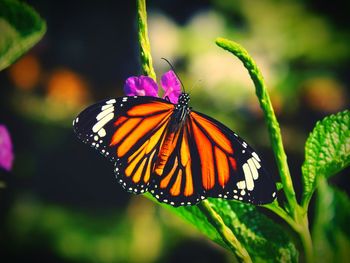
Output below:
[149,110,276,206]
[74,96,174,193]
[189,111,276,204]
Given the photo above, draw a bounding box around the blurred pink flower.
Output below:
[0,125,14,171]
[124,70,181,104]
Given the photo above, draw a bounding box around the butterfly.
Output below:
[73,85,277,207]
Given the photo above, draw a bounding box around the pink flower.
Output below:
[0,125,14,172]
[124,75,158,97]
[124,70,181,104]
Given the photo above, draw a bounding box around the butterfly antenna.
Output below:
[161,57,186,93]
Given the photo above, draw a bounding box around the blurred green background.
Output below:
[0,0,349,262]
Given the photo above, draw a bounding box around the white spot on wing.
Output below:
[243,163,254,191]
[106,99,116,104]
[237,181,246,189]
[101,104,113,110]
[252,157,261,169]
[252,152,261,162]
[98,128,106,137]
[92,112,114,133]
[96,106,114,121]
[247,158,259,180]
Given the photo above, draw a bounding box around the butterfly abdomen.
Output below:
[154,129,178,176]
[155,95,190,176]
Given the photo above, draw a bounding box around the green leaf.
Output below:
[158,197,298,263]
[312,176,350,263]
[301,110,350,207]
[0,0,46,71]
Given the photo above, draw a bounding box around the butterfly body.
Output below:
[171,93,190,126]
[73,93,276,206]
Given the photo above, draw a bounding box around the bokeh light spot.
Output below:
[46,68,89,108]
[8,54,41,91]
[302,77,347,113]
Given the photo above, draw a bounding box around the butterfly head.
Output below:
[177,93,190,107]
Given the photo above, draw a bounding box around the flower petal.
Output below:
[161,70,181,104]
[124,76,158,97]
[0,125,14,171]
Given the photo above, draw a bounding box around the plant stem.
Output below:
[299,224,313,263]
[295,205,314,263]
[198,200,252,263]
[265,202,313,261]
[264,202,313,262]
[216,37,314,263]
[215,37,297,214]
[263,201,299,232]
[137,0,156,80]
